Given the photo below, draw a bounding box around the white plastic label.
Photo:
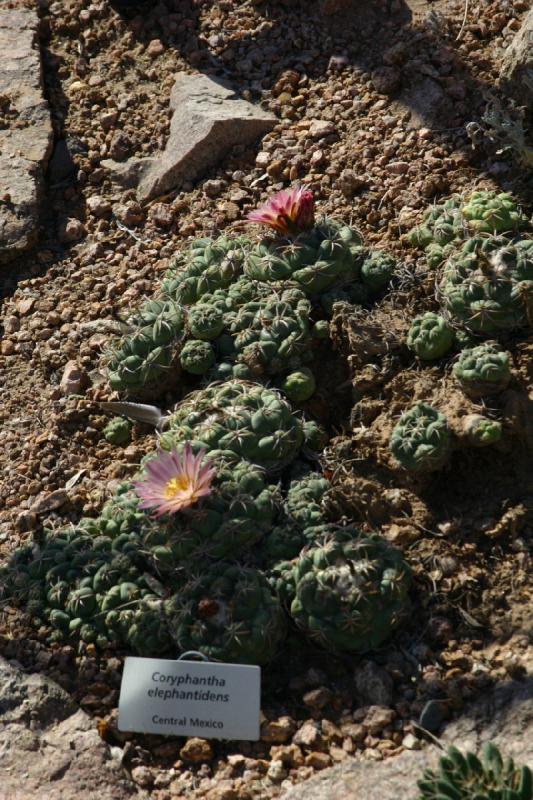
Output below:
[118,657,261,740]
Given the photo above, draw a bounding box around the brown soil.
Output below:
[0,0,532,797]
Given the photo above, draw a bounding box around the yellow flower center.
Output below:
[164,475,191,499]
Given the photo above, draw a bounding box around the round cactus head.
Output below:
[417,742,533,800]
[226,287,314,379]
[440,237,533,333]
[186,304,225,341]
[452,342,511,398]
[390,403,450,472]
[463,414,503,448]
[284,471,330,530]
[160,380,305,473]
[103,417,132,445]
[406,312,455,360]
[360,251,396,292]
[165,564,287,665]
[179,339,215,375]
[244,219,364,296]
[282,368,316,402]
[462,190,529,235]
[275,530,411,653]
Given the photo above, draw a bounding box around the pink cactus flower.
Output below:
[133,444,215,517]
[247,185,315,236]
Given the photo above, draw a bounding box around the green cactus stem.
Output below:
[452,342,511,398]
[360,251,396,292]
[103,417,132,445]
[417,742,532,800]
[390,403,450,472]
[282,368,316,402]
[165,564,287,665]
[407,313,455,360]
[462,414,502,447]
[272,530,411,653]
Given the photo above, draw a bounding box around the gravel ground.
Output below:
[0,0,532,797]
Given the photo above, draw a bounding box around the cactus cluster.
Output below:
[440,237,533,333]
[405,193,532,352]
[104,462,281,566]
[161,235,252,305]
[107,299,184,396]
[105,214,396,400]
[1,526,169,653]
[462,191,530,235]
[10,187,530,668]
[103,416,132,445]
[397,191,527,469]
[3,189,414,667]
[209,285,315,383]
[407,191,529,267]
[1,439,412,662]
[244,219,365,294]
[417,743,532,800]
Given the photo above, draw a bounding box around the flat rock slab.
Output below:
[0,8,52,263]
[0,657,145,799]
[281,749,430,800]
[500,7,533,110]
[281,678,533,800]
[103,73,276,201]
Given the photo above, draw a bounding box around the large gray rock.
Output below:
[103,74,276,201]
[281,678,533,800]
[281,749,430,800]
[440,676,533,765]
[0,657,145,799]
[500,8,533,110]
[0,8,53,263]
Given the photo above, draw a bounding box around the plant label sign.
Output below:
[118,657,261,740]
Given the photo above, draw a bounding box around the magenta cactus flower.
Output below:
[133,444,216,517]
[247,185,315,236]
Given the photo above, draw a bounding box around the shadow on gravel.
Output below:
[114,0,532,202]
[2,0,530,297]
